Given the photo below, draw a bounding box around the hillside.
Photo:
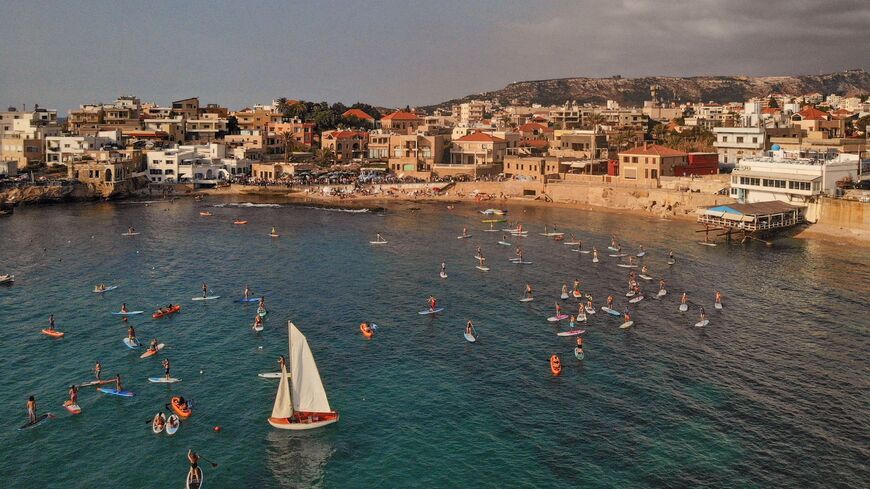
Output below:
[428,69,870,109]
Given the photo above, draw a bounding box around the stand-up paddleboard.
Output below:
[93,285,119,293]
[592,257,599,263]
[473,255,484,261]
[483,229,498,232]
[574,347,585,360]
[715,303,723,310]
[572,249,591,254]
[564,241,582,246]
[121,232,140,236]
[639,274,652,280]
[601,307,622,316]
[608,246,619,251]
[513,261,532,264]
[139,343,165,358]
[625,291,635,297]
[698,242,717,247]
[475,266,490,272]
[463,332,477,343]
[98,387,134,397]
[165,414,179,435]
[617,264,638,268]
[191,296,220,301]
[269,234,280,238]
[370,241,388,245]
[236,297,260,303]
[418,308,444,315]
[619,320,634,329]
[41,329,65,338]
[585,305,596,314]
[679,304,688,312]
[519,297,534,302]
[629,295,644,304]
[111,311,143,315]
[252,322,264,332]
[547,314,569,322]
[457,235,472,239]
[657,289,667,298]
[560,293,569,300]
[695,319,709,327]
[63,403,81,414]
[557,329,585,336]
[123,337,141,349]
[610,253,628,258]
[153,413,166,433]
[18,414,51,431]
[667,259,676,265]
[440,272,447,279]
[78,380,102,388]
[497,241,511,246]
[508,257,521,261]
[186,467,203,489]
[257,372,290,379]
[257,309,267,317]
[148,377,181,383]
[636,252,646,257]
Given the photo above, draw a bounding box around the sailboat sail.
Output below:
[289,322,332,413]
[271,362,293,419]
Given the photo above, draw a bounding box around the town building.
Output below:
[437,131,508,177]
[171,97,200,119]
[0,108,61,168]
[185,113,227,142]
[713,126,801,167]
[380,110,423,134]
[45,132,121,166]
[617,143,688,184]
[320,130,368,161]
[269,119,317,149]
[550,129,608,159]
[342,108,375,126]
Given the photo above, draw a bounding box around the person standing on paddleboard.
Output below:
[427,296,437,312]
[243,285,251,300]
[441,262,446,274]
[162,358,172,380]
[48,314,56,332]
[201,283,208,298]
[659,279,666,291]
[67,385,78,406]
[120,303,128,313]
[699,306,707,323]
[278,355,286,370]
[112,374,123,391]
[466,320,474,336]
[94,360,102,381]
[127,323,137,343]
[715,291,722,306]
[26,396,36,424]
[525,283,533,299]
[188,449,201,485]
[148,338,158,353]
[607,295,614,309]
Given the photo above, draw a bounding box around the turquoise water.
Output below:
[1,198,868,488]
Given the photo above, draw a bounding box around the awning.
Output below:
[732,170,820,182]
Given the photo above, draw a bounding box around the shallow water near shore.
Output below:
[1,197,867,488]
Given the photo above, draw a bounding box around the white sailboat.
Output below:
[268,322,339,430]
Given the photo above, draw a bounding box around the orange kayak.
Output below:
[152,305,181,319]
[233,220,248,225]
[41,329,64,338]
[360,323,374,339]
[550,355,562,376]
[170,396,191,419]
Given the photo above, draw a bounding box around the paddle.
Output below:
[199,455,219,468]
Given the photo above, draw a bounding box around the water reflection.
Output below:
[265,429,335,488]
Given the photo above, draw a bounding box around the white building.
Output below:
[45,133,118,165]
[146,143,247,183]
[713,127,766,167]
[730,151,863,216]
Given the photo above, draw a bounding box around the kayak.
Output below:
[123,337,141,349]
[93,285,119,293]
[165,414,180,435]
[148,377,181,383]
[550,357,562,376]
[601,307,621,316]
[360,324,374,339]
[41,329,64,338]
[252,322,264,332]
[629,295,644,304]
[257,372,290,379]
[152,413,166,433]
[679,304,688,312]
[98,387,135,397]
[191,296,220,301]
[463,332,477,343]
[547,314,569,322]
[187,467,203,489]
[140,343,165,358]
[560,293,569,300]
[152,305,181,319]
[233,220,248,225]
[619,321,634,329]
[111,311,144,315]
[574,347,585,360]
[557,329,585,336]
[63,403,81,415]
[695,320,710,328]
[497,241,512,246]
[170,396,192,419]
[370,241,388,245]
[418,308,444,315]
[18,414,51,431]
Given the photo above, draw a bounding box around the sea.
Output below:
[0,197,867,488]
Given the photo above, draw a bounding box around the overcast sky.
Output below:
[1,0,868,112]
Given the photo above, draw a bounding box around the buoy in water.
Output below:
[213,426,221,432]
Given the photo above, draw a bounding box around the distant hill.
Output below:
[427,69,870,109]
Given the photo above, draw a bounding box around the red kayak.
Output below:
[152,305,181,319]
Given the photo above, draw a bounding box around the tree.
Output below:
[851,115,870,135]
[316,147,334,165]
[767,96,779,109]
[351,102,382,120]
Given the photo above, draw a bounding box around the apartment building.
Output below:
[380,111,423,134]
[550,129,608,159]
[45,133,120,165]
[320,130,368,161]
[269,119,316,148]
[713,126,801,167]
[617,143,687,184]
[437,131,508,177]
[0,109,62,167]
[185,113,227,142]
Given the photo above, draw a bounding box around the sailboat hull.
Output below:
[268,412,339,430]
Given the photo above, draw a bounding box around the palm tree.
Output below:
[316,147,334,165]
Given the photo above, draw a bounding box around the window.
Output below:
[632,157,638,163]
[752,137,758,143]
[624,168,637,180]
[651,169,658,179]
[736,137,744,143]
[722,136,728,142]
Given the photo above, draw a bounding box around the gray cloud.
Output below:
[0,0,867,111]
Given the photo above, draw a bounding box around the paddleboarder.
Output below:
[162,358,172,380]
[94,360,102,381]
[465,320,475,337]
[524,283,533,299]
[187,449,202,486]
[127,324,137,344]
[66,385,78,406]
[201,283,208,298]
[47,314,56,332]
[243,285,251,300]
[427,296,437,312]
[26,396,36,424]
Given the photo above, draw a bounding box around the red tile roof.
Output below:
[797,107,829,120]
[761,107,780,115]
[323,130,368,139]
[518,122,552,133]
[381,110,421,121]
[520,139,549,148]
[342,108,374,121]
[619,144,687,157]
[456,132,505,143]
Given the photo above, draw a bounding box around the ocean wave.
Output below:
[213,202,282,208]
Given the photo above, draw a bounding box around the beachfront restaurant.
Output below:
[698,201,803,232]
